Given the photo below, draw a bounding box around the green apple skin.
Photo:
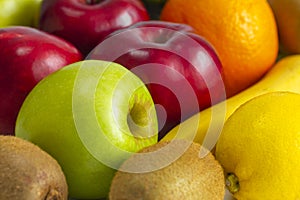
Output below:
[0,0,42,28]
[15,60,158,199]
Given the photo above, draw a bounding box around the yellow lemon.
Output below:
[268,0,300,54]
[215,92,300,199]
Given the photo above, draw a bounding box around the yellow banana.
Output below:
[161,55,300,151]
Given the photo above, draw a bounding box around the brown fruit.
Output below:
[0,135,68,200]
[109,140,225,200]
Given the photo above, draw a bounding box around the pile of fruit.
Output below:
[1,0,300,199]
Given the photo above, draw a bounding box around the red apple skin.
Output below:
[0,26,82,135]
[39,0,150,56]
[87,21,226,139]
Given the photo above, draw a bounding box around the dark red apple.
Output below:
[0,26,82,135]
[87,21,226,139]
[39,0,150,56]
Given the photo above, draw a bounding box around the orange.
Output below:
[161,0,279,97]
[268,0,300,54]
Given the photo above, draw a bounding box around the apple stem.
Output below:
[86,0,102,5]
[226,173,240,194]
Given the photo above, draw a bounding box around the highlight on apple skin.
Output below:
[0,26,82,135]
[15,60,158,199]
[87,20,226,139]
[39,0,150,56]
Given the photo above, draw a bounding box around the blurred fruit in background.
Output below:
[0,0,42,27]
[161,0,279,97]
[141,0,166,19]
[268,0,300,54]
[39,0,150,56]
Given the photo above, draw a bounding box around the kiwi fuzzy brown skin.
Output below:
[109,140,225,200]
[0,135,68,200]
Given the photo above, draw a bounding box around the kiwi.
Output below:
[0,136,68,200]
[109,140,225,200]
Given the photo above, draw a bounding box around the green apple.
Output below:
[15,60,158,199]
[0,0,42,28]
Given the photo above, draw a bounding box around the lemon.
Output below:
[215,91,300,199]
[268,0,300,54]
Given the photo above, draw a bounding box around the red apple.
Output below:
[38,0,150,56]
[0,26,82,135]
[87,21,226,139]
